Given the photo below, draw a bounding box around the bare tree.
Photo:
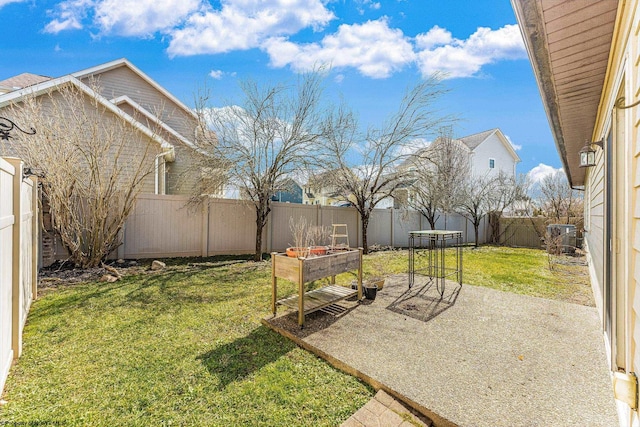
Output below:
[193,71,327,261]
[485,172,529,244]
[457,174,495,247]
[319,78,449,253]
[525,169,583,247]
[458,171,525,247]
[2,81,163,267]
[537,170,582,223]
[406,126,470,229]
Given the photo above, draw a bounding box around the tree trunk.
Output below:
[473,220,480,248]
[254,220,263,262]
[254,208,267,262]
[361,214,369,254]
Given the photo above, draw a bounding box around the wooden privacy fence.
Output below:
[498,216,584,250]
[106,194,488,260]
[0,157,38,395]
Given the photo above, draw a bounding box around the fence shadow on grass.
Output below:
[386,278,461,323]
[197,325,296,390]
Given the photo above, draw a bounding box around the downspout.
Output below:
[154,147,175,195]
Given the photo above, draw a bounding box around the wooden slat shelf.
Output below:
[277,285,358,314]
[271,248,363,327]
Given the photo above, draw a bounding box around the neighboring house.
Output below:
[459,128,520,178]
[271,178,303,203]
[392,128,521,209]
[302,170,346,206]
[0,58,201,196]
[0,59,206,266]
[513,1,638,424]
[404,128,520,178]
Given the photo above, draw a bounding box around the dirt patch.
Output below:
[37,257,255,293]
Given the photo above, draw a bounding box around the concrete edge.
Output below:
[261,316,458,427]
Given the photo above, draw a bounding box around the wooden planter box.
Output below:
[271,248,363,327]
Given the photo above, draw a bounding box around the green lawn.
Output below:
[0,246,592,426]
[361,246,593,306]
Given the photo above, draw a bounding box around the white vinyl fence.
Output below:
[0,157,38,394]
[109,195,488,259]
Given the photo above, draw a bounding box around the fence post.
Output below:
[390,208,395,248]
[30,177,38,300]
[8,158,23,359]
[201,198,210,257]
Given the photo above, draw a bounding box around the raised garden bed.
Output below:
[271,248,363,327]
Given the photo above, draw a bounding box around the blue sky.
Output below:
[0,0,559,180]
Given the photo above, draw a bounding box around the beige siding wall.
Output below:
[80,66,200,196]
[631,10,640,384]
[587,4,640,424]
[586,148,606,314]
[2,89,162,194]
[81,67,198,144]
[166,144,199,196]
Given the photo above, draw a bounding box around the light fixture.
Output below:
[579,138,603,168]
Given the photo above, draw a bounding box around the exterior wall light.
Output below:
[579,138,603,168]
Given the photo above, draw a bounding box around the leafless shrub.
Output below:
[545,230,564,270]
[2,81,166,267]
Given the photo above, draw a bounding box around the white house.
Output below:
[458,128,520,178]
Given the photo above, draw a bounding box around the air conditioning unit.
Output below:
[546,224,576,254]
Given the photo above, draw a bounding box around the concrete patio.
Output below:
[263,275,618,427]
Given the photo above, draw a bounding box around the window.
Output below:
[489,158,495,169]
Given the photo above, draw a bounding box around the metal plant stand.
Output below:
[408,230,463,297]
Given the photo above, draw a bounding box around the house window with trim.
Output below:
[489,158,495,169]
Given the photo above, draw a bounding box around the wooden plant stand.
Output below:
[271,248,363,327]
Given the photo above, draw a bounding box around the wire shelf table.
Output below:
[408,230,463,297]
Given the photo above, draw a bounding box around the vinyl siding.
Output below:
[2,88,161,194]
[631,11,640,376]
[470,132,517,178]
[79,66,198,146]
[586,147,605,313]
[80,66,200,195]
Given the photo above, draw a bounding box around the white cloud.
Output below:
[44,0,92,34]
[505,134,522,151]
[41,0,527,81]
[527,163,562,183]
[0,0,26,7]
[44,0,333,48]
[416,24,526,79]
[167,0,334,56]
[45,0,201,35]
[94,0,202,36]
[334,74,344,84]
[415,26,452,50]
[356,0,380,14]
[395,137,431,158]
[263,18,415,79]
[209,69,224,79]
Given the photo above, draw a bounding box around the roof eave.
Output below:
[511,0,576,186]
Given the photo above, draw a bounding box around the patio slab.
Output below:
[263,275,618,427]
